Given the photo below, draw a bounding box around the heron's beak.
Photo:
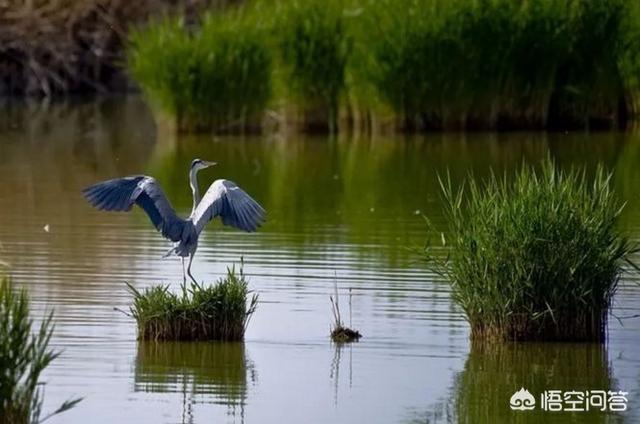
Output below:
[203,161,217,168]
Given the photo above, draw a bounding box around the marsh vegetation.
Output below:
[128,11,272,133]
[3,0,640,133]
[0,279,81,424]
[128,266,258,341]
[422,159,638,342]
[127,0,640,133]
[274,0,351,133]
[362,0,640,131]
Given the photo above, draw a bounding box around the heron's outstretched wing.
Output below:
[191,179,265,234]
[82,175,185,242]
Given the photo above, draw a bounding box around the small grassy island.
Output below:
[128,266,258,342]
[423,159,639,342]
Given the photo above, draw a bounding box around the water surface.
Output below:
[0,98,638,423]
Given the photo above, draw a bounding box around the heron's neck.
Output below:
[189,168,200,214]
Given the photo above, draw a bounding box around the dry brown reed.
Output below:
[329,276,361,343]
[0,0,233,97]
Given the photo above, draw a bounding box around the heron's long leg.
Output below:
[181,257,186,285]
[187,254,197,284]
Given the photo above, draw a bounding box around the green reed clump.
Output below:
[128,9,271,133]
[423,159,638,342]
[0,279,81,424]
[358,0,639,130]
[128,266,258,341]
[274,0,352,132]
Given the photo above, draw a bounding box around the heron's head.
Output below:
[191,159,217,171]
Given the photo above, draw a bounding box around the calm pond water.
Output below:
[0,97,639,423]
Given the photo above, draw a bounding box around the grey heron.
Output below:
[82,159,265,283]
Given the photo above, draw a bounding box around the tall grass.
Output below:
[128,266,258,341]
[128,9,272,133]
[548,0,629,129]
[0,279,81,424]
[354,0,640,130]
[422,159,638,342]
[274,0,352,132]
[126,0,640,132]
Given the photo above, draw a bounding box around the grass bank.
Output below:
[128,266,258,341]
[127,0,640,133]
[422,159,638,342]
[128,0,354,133]
[129,9,272,133]
[0,279,81,424]
[4,0,640,131]
[358,0,640,131]
[273,0,351,133]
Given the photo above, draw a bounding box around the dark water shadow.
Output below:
[407,343,627,424]
[134,341,256,423]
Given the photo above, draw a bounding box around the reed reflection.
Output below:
[330,342,357,407]
[409,343,626,424]
[135,342,255,422]
[148,131,637,265]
